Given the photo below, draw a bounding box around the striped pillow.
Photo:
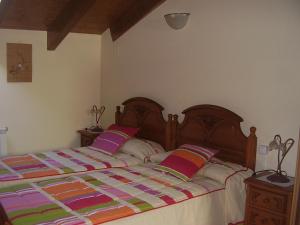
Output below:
[89,130,131,155]
[156,144,218,181]
[120,138,165,162]
[180,144,218,160]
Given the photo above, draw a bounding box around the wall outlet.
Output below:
[258,145,269,155]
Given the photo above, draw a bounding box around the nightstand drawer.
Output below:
[246,207,285,225]
[81,136,94,147]
[249,187,288,213]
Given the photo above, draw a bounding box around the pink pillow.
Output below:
[90,130,130,155]
[108,124,139,137]
[156,144,218,181]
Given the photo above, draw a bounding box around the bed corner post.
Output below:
[165,114,173,151]
[115,106,121,125]
[171,114,179,150]
[246,127,257,171]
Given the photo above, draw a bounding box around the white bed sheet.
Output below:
[104,188,226,225]
[104,163,252,225]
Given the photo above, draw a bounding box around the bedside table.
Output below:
[77,129,102,147]
[244,174,294,225]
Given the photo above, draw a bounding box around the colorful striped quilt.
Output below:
[0,147,140,182]
[0,165,224,225]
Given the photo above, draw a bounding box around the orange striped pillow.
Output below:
[156,144,218,181]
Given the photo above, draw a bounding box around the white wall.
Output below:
[101,0,300,175]
[0,30,101,154]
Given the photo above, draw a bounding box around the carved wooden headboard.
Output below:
[173,105,257,170]
[115,97,173,150]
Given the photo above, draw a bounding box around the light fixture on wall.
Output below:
[164,13,190,30]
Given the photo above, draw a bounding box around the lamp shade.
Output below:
[164,13,190,30]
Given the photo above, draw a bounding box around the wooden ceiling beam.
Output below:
[0,0,11,25]
[110,0,166,41]
[47,0,96,50]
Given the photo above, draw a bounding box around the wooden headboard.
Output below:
[115,97,173,150]
[173,105,257,170]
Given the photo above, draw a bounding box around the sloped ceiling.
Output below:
[0,0,166,50]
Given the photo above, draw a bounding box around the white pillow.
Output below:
[149,151,172,163]
[120,138,165,162]
[195,160,251,184]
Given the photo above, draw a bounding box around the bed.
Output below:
[0,97,173,188]
[0,103,257,225]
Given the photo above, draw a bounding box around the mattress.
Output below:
[0,147,141,187]
[0,162,251,225]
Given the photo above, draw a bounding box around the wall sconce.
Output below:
[164,13,190,30]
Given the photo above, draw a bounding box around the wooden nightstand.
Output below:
[244,174,294,225]
[77,129,102,147]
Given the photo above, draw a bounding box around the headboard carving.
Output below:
[173,105,257,170]
[116,97,173,150]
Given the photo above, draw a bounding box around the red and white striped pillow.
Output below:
[156,144,218,181]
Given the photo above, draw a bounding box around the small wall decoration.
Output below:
[7,43,32,82]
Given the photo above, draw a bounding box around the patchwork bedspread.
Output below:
[0,147,140,182]
[0,165,224,225]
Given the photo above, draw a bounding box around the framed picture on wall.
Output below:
[290,130,300,225]
[7,43,32,82]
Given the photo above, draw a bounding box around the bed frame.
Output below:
[115,97,257,170]
[172,105,257,170]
